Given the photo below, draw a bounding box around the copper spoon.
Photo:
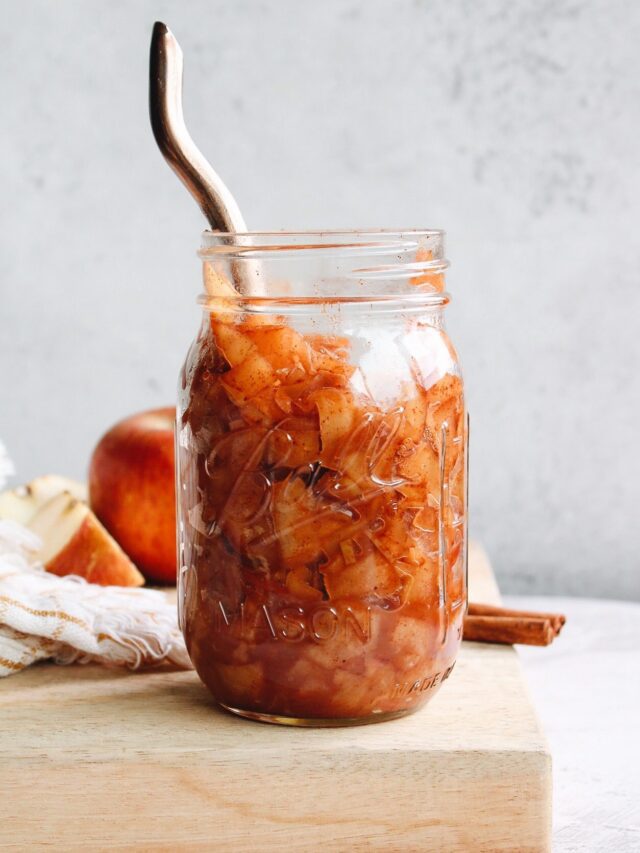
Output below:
[149,21,248,234]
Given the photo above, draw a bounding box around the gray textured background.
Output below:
[1,1,638,599]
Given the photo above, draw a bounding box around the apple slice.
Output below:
[0,475,87,526]
[203,262,237,300]
[29,492,144,587]
[0,488,34,525]
[29,474,87,504]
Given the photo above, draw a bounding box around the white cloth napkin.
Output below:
[0,441,191,677]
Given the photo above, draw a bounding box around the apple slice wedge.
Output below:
[28,474,87,505]
[0,488,35,525]
[0,475,87,526]
[29,492,144,587]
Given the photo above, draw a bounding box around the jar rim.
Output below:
[197,291,450,312]
[199,229,446,258]
[200,228,444,238]
[198,230,450,309]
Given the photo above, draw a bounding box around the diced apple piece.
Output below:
[401,391,428,442]
[220,351,275,406]
[240,388,284,424]
[214,662,264,698]
[287,657,332,697]
[238,310,278,329]
[237,400,275,427]
[369,507,422,571]
[305,334,351,355]
[333,444,372,493]
[272,477,365,567]
[331,669,377,717]
[274,387,294,414]
[312,350,356,379]
[395,479,427,504]
[0,475,87,526]
[446,525,464,569]
[322,469,360,503]
[391,615,436,672]
[246,326,313,372]
[323,547,406,602]
[365,409,406,483]
[203,263,237,300]
[448,448,465,506]
[305,334,354,377]
[412,505,439,532]
[325,408,403,496]
[207,427,267,481]
[285,567,323,601]
[427,398,462,449]
[217,470,278,557]
[211,321,254,367]
[409,248,445,292]
[312,388,358,465]
[274,372,344,417]
[422,375,464,483]
[266,419,321,469]
[28,493,144,587]
[396,441,440,488]
[339,538,358,565]
[272,478,323,566]
[322,534,409,602]
[304,618,369,672]
[425,373,463,407]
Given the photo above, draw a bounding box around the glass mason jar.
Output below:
[177,230,467,726]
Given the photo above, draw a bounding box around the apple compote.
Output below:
[177,231,467,725]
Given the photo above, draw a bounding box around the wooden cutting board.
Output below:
[0,544,551,852]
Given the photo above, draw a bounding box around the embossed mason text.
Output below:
[211,599,372,645]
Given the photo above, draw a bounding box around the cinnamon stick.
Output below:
[463,614,556,646]
[467,602,566,636]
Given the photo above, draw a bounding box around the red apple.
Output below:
[88,407,177,584]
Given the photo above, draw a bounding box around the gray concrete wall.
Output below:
[1,0,638,599]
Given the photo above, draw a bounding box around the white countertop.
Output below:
[506,595,640,853]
